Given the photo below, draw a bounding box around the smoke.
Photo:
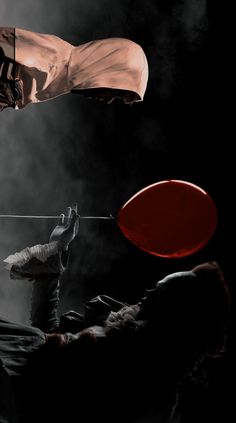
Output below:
[1,3,232,423]
[174,0,208,46]
[0,0,209,324]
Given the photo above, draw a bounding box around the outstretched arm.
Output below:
[30,260,61,334]
[31,206,79,332]
[4,205,79,333]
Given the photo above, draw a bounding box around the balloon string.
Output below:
[0,214,115,220]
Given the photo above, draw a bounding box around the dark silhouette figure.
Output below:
[0,207,230,423]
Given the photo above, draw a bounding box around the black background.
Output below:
[0,1,234,422]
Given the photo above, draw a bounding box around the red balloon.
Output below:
[117,180,217,258]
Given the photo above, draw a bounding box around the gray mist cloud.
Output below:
[0,0,209,324]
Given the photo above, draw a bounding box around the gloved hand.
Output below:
[49,203,79,251]
[4,204,79,280]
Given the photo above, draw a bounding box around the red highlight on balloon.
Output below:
[117,180,217,258]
